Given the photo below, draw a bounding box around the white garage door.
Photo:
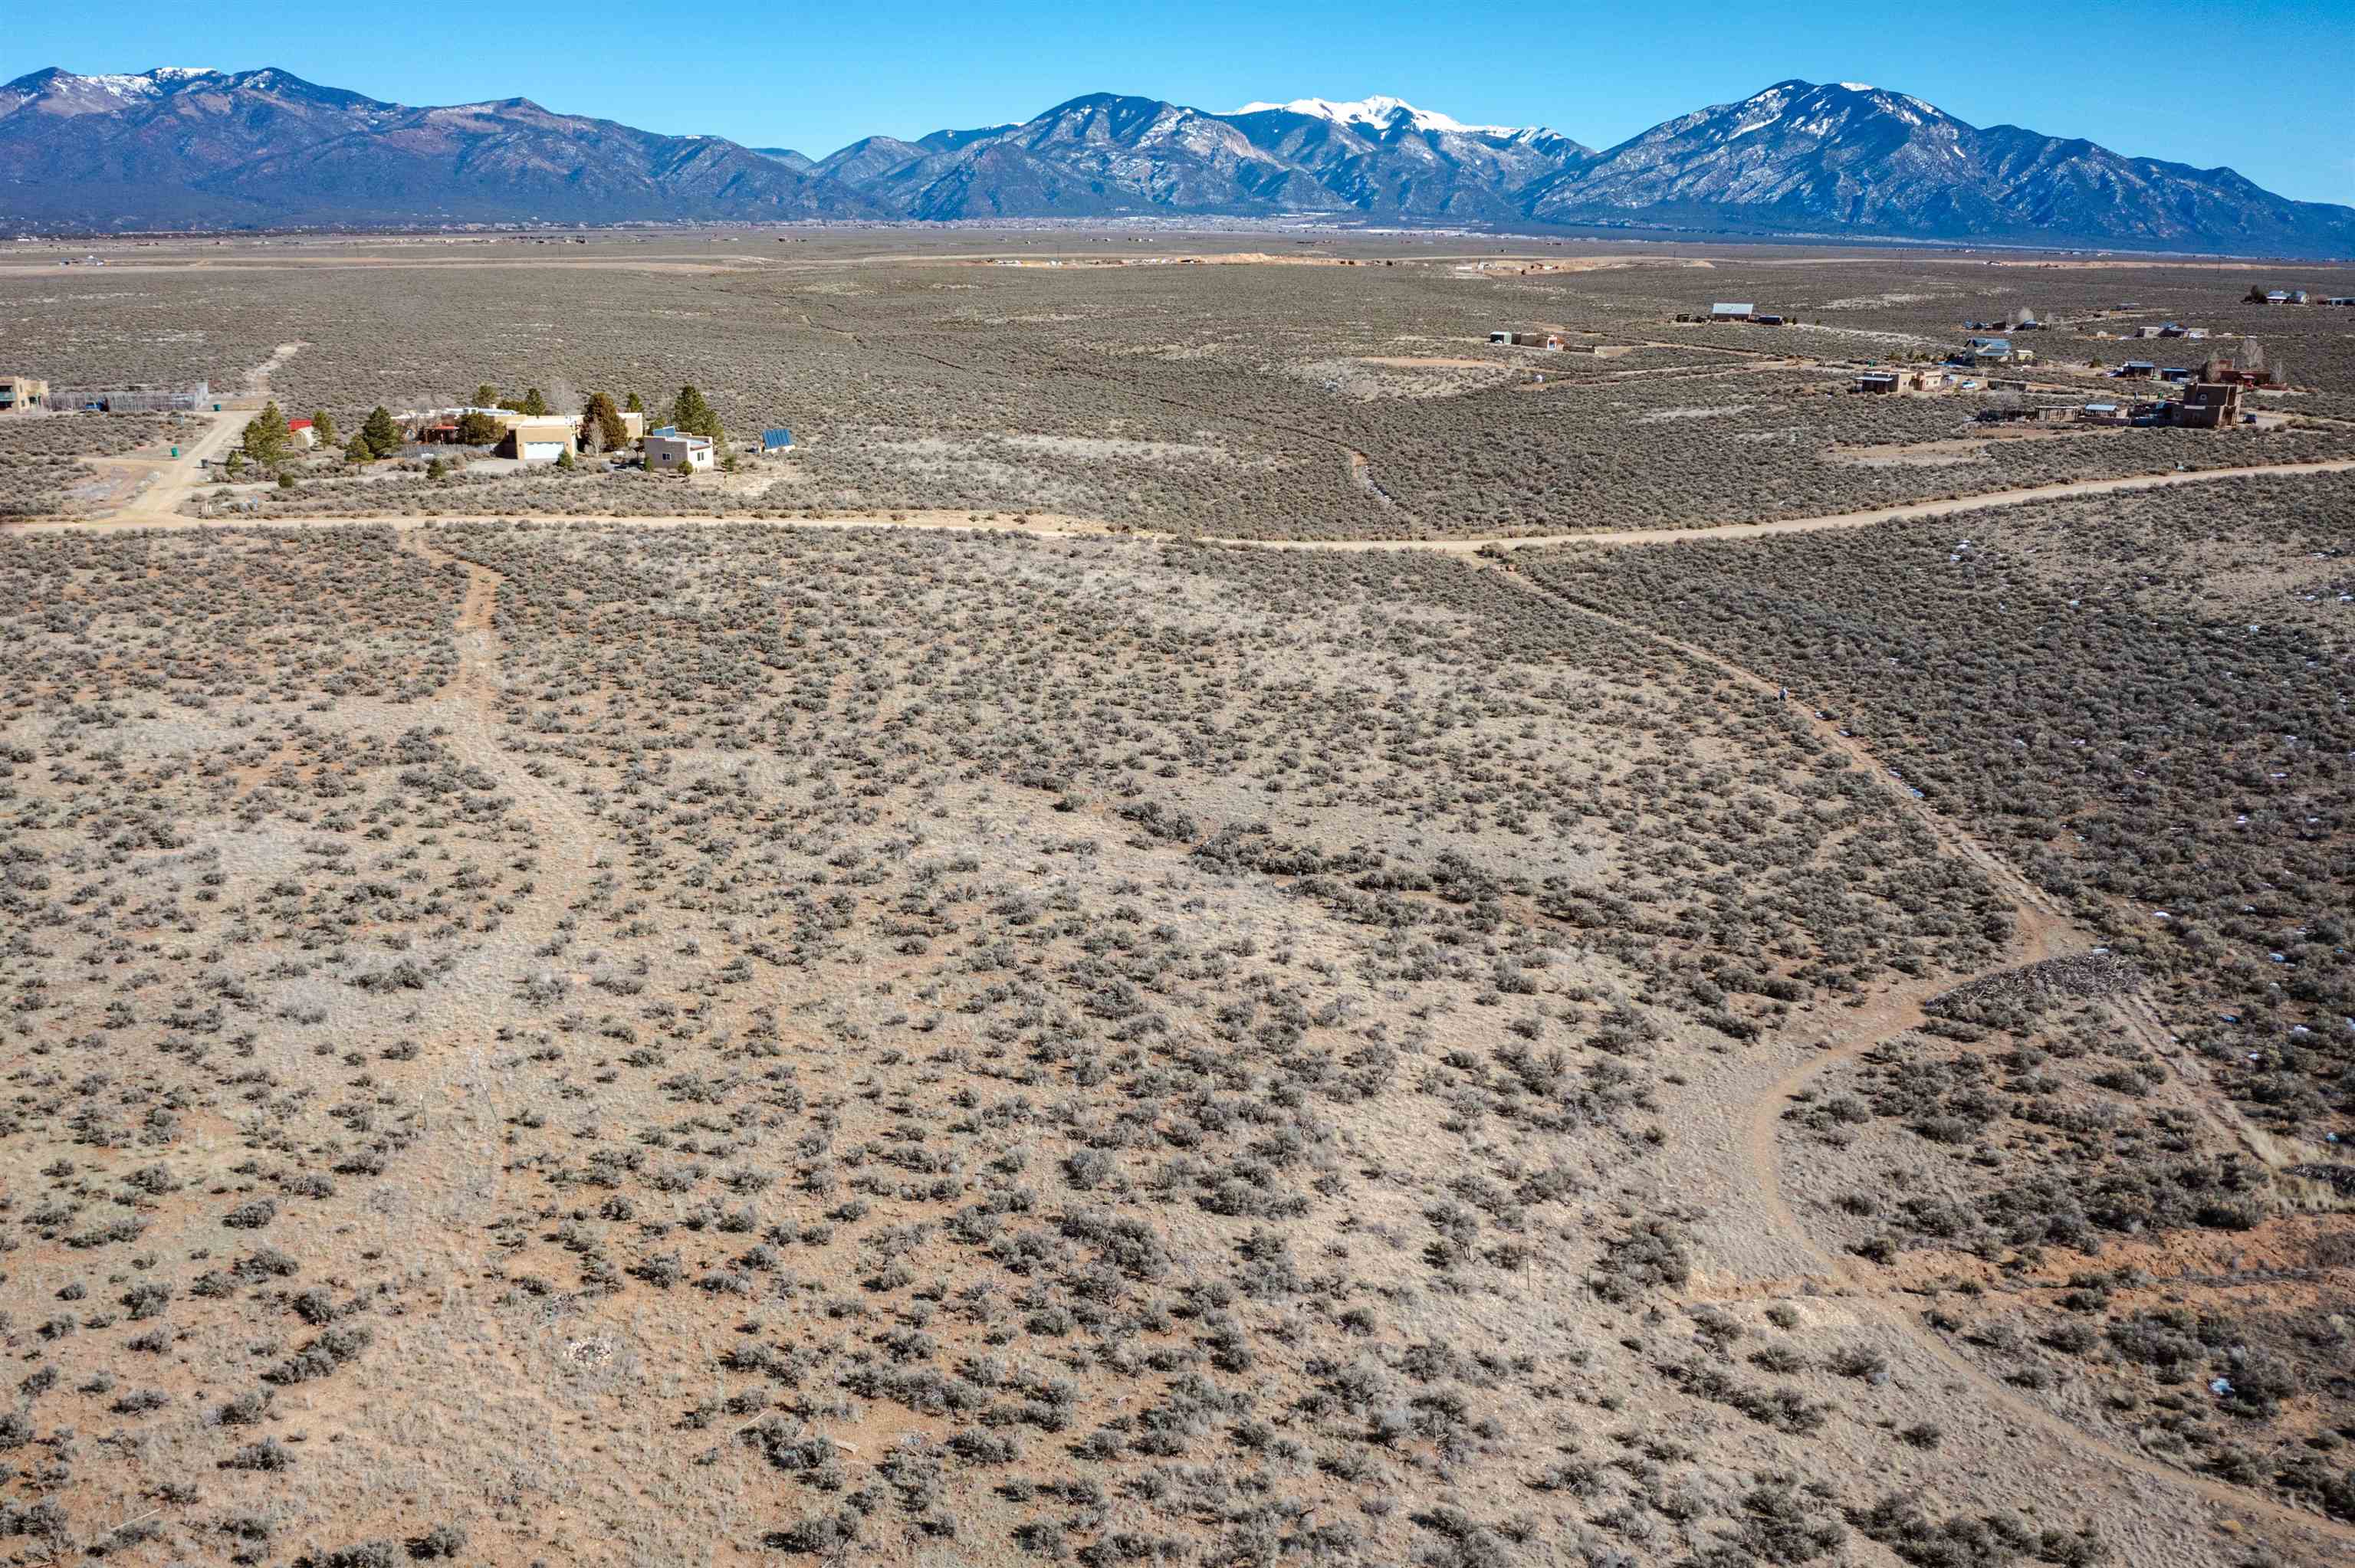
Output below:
[523,441,566,462]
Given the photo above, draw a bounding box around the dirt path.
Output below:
[18,454,2350,550]
[1496,572,2355,1550]
[84,343,307,526]
[1195,458,2355,553]
[398,526,614,1250]
[402,527,604,914]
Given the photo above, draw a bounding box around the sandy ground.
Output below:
[15,471,2355,1562]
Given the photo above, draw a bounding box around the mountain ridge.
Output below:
[2,68,2347,256]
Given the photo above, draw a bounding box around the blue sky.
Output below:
[11,0,2351,203]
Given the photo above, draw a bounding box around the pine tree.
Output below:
[625,391,644,414]
[521,386,549,417]
[241,401,288,465]
[475,383,498,410]
[669,385,723,441]
[360,405,404,459]
[310,409,337,447]
[580,392,627,455]
[344,433,374,463]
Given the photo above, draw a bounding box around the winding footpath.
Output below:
[1502,576,2355,1551]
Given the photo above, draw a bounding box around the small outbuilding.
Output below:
[1710,303,1754,321]
[761,428,794,452]
[647,432,715,472]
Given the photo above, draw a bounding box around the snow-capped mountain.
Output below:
[0,65,876,227]
[1226,96,1518,137]
[2,69,2347,254]
[1532,80,2353,252]
[815,93,1597,224]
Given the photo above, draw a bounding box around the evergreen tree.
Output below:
[625,391,644,414]
[344,433,373,463]
[360,406,404,459]
[241,401,288,466]
[668,385,724,441]
[580,392,627,455]
[521,386,549,417]
[475,383,498,410]
[455,411,504,446]
[310,409,337,447]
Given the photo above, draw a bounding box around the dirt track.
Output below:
[1477,568,2355,1550]
[13,454,2353,549]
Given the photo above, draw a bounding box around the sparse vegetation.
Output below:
[0,237,2346,1566]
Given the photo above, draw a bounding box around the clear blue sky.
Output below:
[11,0,2351,204]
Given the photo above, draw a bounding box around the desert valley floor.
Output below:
[3,230,2355,1567]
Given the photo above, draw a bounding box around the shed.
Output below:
[1710,303,1753,320]
[761,428,794,452]
[2118,361,2156,378]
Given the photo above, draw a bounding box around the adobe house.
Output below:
[646,432,715,472]
[0,374,47,412]
[495,417,579,463]
[2176,382,2245,429]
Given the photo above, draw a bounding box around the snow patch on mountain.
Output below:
[1227,95,1519,136]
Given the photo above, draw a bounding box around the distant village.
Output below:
[1483,284,2324,432]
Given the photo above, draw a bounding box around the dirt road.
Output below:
[16,454,2350,549]
[77,343,307,526]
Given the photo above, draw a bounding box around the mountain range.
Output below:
[3,68,2348,256]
